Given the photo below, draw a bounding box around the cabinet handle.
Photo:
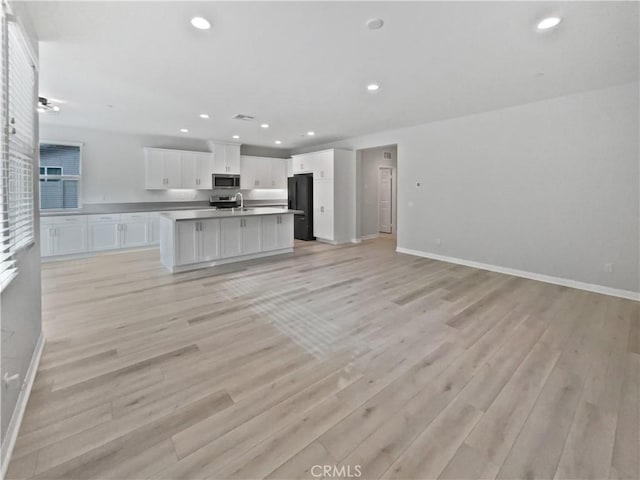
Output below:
[321,206,324,213]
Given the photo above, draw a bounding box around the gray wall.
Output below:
[360,146,397,237]
[1,2,42,444]
[294,82,640,294]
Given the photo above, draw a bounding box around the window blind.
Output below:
[0,5,15,289]
[0,11,36,291]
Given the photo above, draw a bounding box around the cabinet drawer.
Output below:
[40,217,54,225]
[53,215,88,225]
[88,214,121,223]
[121,212,149,221]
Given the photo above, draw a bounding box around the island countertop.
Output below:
[159,207,303,222]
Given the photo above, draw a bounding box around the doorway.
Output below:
[356,145,398,246]
[378,167,393,234]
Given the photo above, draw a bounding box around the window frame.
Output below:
[38,140,83,211]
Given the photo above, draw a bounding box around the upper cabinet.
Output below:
[240,156,288,190]
[212,143,241,174]
[144,148,183,189]
[291,149,334,179]
[144,148,212,190]
[181,151,213,189]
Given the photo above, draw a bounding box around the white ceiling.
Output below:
[23,1,639,149]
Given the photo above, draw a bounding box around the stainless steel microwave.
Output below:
[212,174,240,189]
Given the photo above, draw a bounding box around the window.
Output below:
[1,10,37,290]
[39,143,82,210]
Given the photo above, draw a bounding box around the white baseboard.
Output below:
[1,332,45,480]
[396,247,640,301]
[361,234,380,241]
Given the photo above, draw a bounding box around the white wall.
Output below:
[1,0,43,458]
[294,82,640,295]
[40,124,213,204]
[39,124,290,204]
[360,146,397,237]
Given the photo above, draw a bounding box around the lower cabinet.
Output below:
[41,222,89,256]
[120,214,150,248]
[175,219,220,266]
[149,213,162,245]
[262,214,294,251]
[88,220,120,251]
[220,216,264,258]
[242,217,263,254]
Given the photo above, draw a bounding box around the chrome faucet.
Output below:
[234,192,244,210]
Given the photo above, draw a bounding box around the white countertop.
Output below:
[159,207,303,221]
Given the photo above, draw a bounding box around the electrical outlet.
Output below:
[604,263,614,273]
[436,238,441,246]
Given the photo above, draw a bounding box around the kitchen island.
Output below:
[159,208,301,272]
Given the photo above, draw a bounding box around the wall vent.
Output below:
[232,114,255,121]
[384,151,392,159]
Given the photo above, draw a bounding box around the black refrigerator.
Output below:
[288,174,314,241]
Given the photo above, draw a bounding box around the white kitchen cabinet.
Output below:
[262,214,294,251]
[242,216,262,254]
[174,219,222,266]
[89,219,120,251]
[270,158,288,188]
[313,178,334,241]
[40,216,88,257]
[55,223,89,256]
[220,216,262,257]
[175,221,199,265]
[181,151,213,189]
[213,143,241,174]
[220,218,243,258]
[240,156,270,189]
[200,219,221,261]
[88,213,149,251]
[240,156,287,189]
[120,218,149,248]
[149,213,162,245]
[144,148,182,189]
[40,224,54,257]
[291,149,354,243]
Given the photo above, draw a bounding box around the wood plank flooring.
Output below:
[6,237,639,480]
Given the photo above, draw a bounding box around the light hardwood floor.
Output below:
[6,237,639,480]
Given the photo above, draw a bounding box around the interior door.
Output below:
[379,167,392,234]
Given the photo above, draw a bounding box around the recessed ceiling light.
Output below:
[232,135,240,139]
[537,17,561,30]
[52,105,60,112]
[180,128,188,133]
[190,17,211,30]
[366,18,384,30]
[261,123,269,129]
[367,84,380,91]
[307,131,315,136]
[274,140,282,145]
[199,114,209,119]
